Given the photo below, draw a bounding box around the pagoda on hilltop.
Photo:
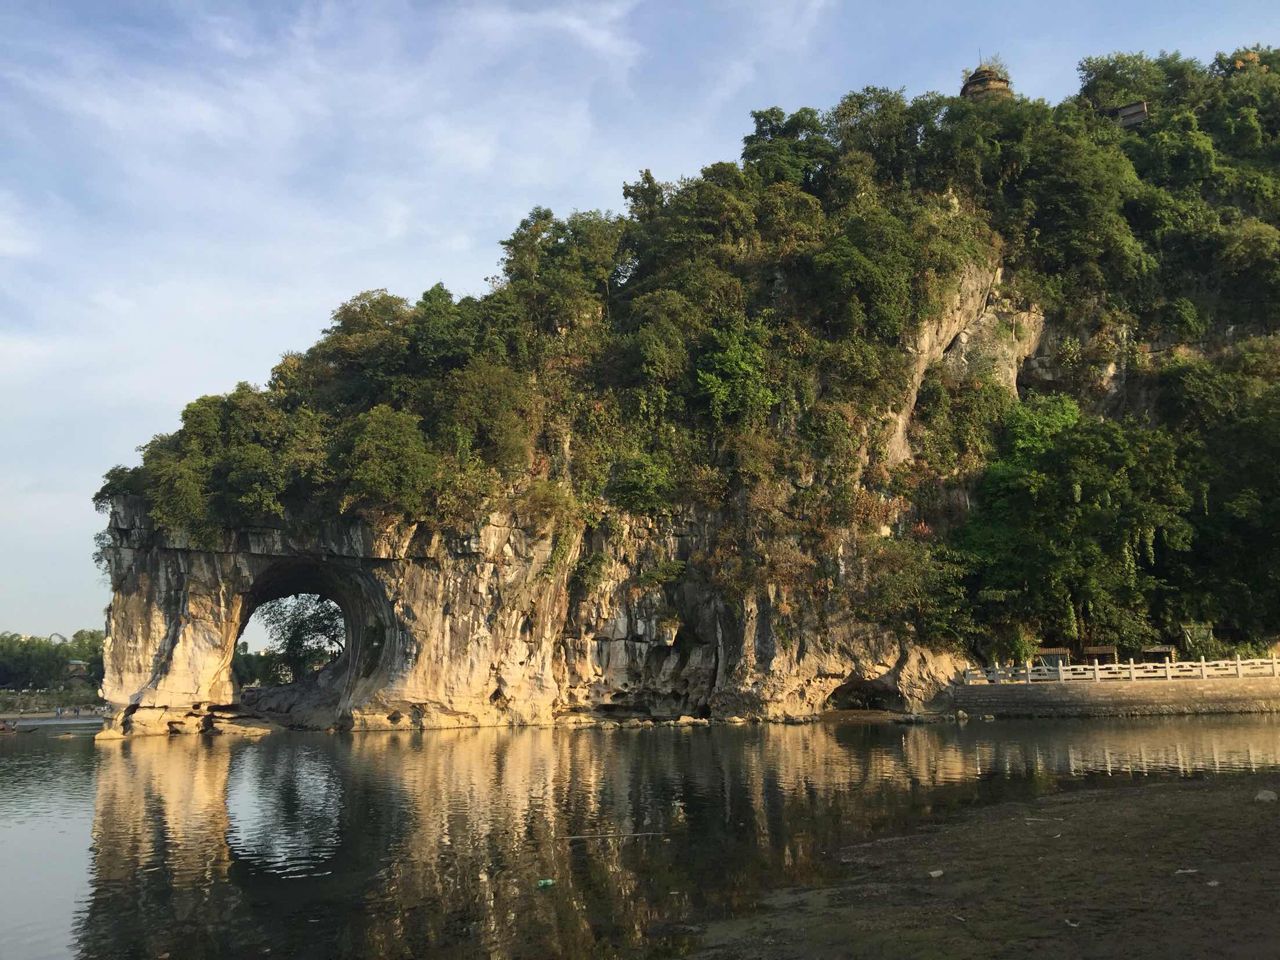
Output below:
[961,61,1012,101]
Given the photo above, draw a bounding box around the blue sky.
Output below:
[1,0,1275,636]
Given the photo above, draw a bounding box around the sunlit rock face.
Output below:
[96,496,968,736]
[97,267,1033,737]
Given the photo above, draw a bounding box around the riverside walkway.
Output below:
[955,656,1280,718]
[964,656,1280,685]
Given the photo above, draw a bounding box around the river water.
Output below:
[3,714,1280,959]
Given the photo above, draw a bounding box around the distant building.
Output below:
[1035,647,1072,668]
[1082,645,1119,665]
[1101,100,1149,129]
[64,659,89,679]
[961,65,1012,101]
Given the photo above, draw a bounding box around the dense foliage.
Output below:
[99,46,1280,660]
[232,596,346,687]
[0,630,105,691]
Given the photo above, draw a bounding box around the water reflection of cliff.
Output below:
[74,717,1280,959]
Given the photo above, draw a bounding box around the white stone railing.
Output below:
[962,656,1280,685]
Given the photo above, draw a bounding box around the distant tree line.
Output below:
[0,607,341,696]
[0,630,105,691]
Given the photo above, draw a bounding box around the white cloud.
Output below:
[698,0,837,111]
[420,116,500,173]
[0,0,657,632]
[458,1,643,72]
[0,192,39,258]
[0,331,64,377]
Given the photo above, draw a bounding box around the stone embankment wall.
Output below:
[954,679,1280,718]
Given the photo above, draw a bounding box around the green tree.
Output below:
[254,595,345,684]
[606,452,676,514]
[1160,348,1280,642]
[696,321,777,425]
[344,405,438,515]
[963,397,1192,655]
[742,106,836,188]
[857,540,975,650]
[0,630,105,690]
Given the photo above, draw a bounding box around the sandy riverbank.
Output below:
[689,773,1280,960]
[0,711,104,725]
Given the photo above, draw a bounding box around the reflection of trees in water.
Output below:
[226,744,343,874]
[74,717,1280,959]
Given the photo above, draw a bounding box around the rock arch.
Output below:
[96,494,968,738]
[233,558,392,729]
[97,505,405,737]
[91,262,1019,739]
[97,495,585,737]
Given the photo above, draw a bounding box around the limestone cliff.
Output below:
[96,496,965,736]
[97,262,1037,738]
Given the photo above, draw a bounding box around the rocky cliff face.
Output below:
[97,498,966,736]
[98,262,1035,738]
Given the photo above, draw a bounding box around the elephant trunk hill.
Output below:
[95,48,1280,735]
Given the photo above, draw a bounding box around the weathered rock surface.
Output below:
[98,263,1032,737]
[98,498,970,736]
[887,263,1043,465]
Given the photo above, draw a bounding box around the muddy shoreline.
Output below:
[686,772,1280,960]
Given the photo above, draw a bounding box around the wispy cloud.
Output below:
[0,0,652,632]
[700,0,837,110]
[462,0,643,70]
[0,191,40,258]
